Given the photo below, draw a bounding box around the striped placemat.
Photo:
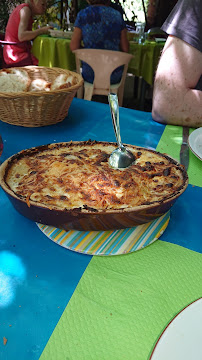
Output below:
[36,211,170,256]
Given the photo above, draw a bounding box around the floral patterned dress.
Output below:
[74,5,126,84]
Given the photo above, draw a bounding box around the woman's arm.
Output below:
[152,36,202,128]
[70,27,82,51]
[18,6,51,42]
[120,28,129,52]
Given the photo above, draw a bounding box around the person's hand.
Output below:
[39,25,53,35]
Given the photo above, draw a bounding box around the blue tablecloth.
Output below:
[0,99,201,360]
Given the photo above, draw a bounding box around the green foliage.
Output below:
[0,0,20,32]
[32,1,61,29]
[0,0,150,33]
[33,0,150,28]
[0,0,61,32]
[120,0,149,23]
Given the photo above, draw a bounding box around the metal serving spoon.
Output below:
[108,93,135,169]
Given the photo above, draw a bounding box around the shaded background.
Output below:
[0,0,178,32]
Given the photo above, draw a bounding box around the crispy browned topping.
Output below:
[5,141,187,211]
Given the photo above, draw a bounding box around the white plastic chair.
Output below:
[73,49,133,106]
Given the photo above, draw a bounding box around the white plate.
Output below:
[155,38,166,43]
[150,298,202,360]
[49,29,73,39]
[188,127,202,160]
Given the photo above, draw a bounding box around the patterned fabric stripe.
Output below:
[37,211,170,256]
[130,214,170,252]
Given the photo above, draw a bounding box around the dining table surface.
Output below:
[32,35,165,86]
[0,97,202,360]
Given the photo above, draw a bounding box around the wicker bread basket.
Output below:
[0,66,83,127]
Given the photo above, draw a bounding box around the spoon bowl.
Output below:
[108,93,135,169]
[109,145,135,169]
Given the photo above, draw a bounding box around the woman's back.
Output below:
[75,5,125,50]
[74,4,127,84]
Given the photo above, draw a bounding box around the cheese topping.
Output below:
[5,141,187,212]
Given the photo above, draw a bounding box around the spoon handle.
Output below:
[108,93,123,150]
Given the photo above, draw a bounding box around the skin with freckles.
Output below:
[152,36,202,128]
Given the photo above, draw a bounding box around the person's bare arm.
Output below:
[152,36,202,128]
[70,27,82,51]
[18,6,52,42]
[120,28,129,52]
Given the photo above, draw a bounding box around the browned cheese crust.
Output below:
[5,141,187,212]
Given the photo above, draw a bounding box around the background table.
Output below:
[32,36,164,85]
[32,36,164,110]
[128,40,164,86]
[32,35,76,70]
[128,40,164,110]
[0,99,201,360]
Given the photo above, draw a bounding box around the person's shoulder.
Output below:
[75,6,91,21]
[78,5,91,14]
[17,3,31,10]
[8,2,31,21]
[19,3,32,15]
[104,5,123,18]
[162,0,202,53]
[110,2,124,16]
[76,5,93,19]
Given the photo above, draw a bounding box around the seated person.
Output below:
[3,0,52,67]
[70,0,129,84]
[152,0,202,128]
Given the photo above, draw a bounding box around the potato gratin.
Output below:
[4,140,187,212]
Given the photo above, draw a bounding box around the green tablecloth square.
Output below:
[40,241,202,360]
[156,125,201,187]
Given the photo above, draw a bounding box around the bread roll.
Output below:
[29,79,51,92]
[0,69,31,92]
[50,73,77,90]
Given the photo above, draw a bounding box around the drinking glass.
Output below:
[136,22,145,44]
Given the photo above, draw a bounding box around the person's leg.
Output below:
[10,56,34,67]
[4,53,38,68]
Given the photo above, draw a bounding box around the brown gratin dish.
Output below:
[0,140,188,230]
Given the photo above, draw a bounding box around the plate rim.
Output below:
[154,37,166,42]
[188,127,202,161]
[149,297,202,360]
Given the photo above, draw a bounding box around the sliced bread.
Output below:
[50,73,77,91]
[0,68,31,92]
[29,79,51,92]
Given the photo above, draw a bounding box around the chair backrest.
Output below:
[73,49,133,91]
